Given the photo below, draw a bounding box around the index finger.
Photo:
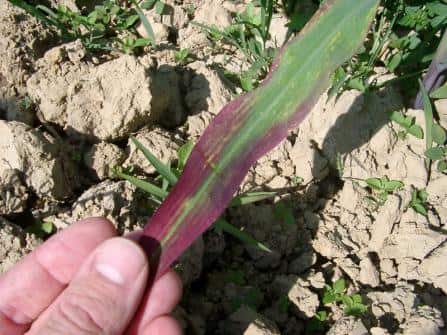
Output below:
[0,217,116,335]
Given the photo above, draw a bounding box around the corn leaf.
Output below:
[139,0,379,281]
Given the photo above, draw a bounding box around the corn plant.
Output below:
[114,137,274,253]
[136,0,379,282]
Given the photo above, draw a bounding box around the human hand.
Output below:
[0,217,183,335]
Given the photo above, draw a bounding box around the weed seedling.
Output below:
[194,0,276,91]
[19,96,33,112]
[323,279,367,317]
[273,202,295,225]
[363,176,404,207]
[329,1,447,97]
[174,48,191,64]
[308,310,328,333]
[409,187,429,217]
[335,152,345,179]
[322,278,347,305]
[390,110,424,140]
[230,286,264,311]
[419,79,447,172]
[141,0,166,14]
[425,146,447,172]
[275,295,291,314]
[184,4,195,19]
[225,269,246,286]
[291,175,304,187]
[26,221,55,239]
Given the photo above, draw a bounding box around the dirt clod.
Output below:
[0,218,40,273]
[0,120,77,200]
[28,54,154,141]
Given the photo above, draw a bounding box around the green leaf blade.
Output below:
[131,136,178,186]
[229,191,276,207]
[214,218,272,253]
[114,168,168,200]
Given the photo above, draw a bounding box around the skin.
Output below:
[0,217,183,335]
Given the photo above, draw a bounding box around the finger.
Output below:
[125,230,143,243]
[28,237,149,335]
[127,270,182,334]
[0,217,116,335]
[142,315,183,335]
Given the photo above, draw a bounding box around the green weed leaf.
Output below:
[425,147,445,160]
[155,1,165,15]
[390,110,407,125]
[432,124,447,145]
[408,124,424,139]
[322,291,337,305]
[230,191,276,207]
[383,180,404,192]
[366,177,383,190]
[273,203,295,225]
[418,189,428,203]
[125,14,139,28]
[437,160,447,171]
[141,0,157,10]
[177,141,194,171]
[412,202,428,217]
[333,279,346,294]
[315,310,327,322]
[387,52,402,71]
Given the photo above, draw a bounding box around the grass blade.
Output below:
[7,0,70,35]
[229,191,276,207]
[114,168,168,199]
[131,136,178,186]
[419,79,434,152]
[130,0,156,46]
[214,218,271,253]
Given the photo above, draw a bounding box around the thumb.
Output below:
[28,238,149,335]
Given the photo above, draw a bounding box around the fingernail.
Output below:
[94,238,147,285]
